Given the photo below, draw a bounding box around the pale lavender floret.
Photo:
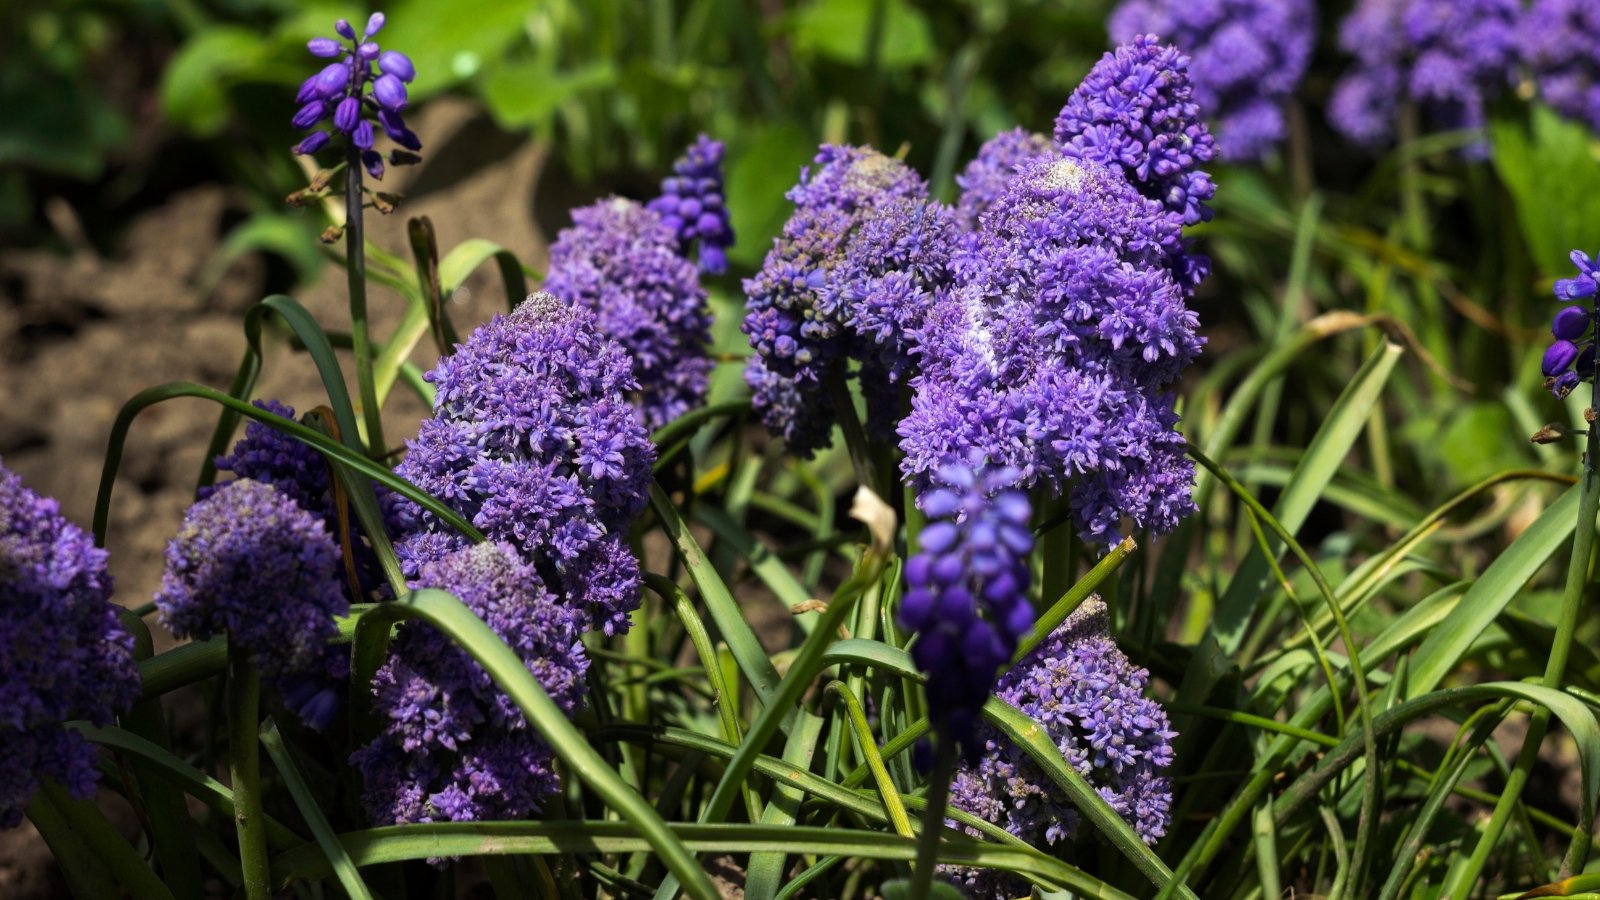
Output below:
[1521,0,1600,133]
[741,145,955,455]
[900,158,1201,543]
[1329,0,1519,155]
[0,459,140,829]
[954,129,1056,231]
[545,197,712,430]
[155,479,349,726]
[351,542,588,828]
[1054,36,1219,227]
[388,293,655,637]
[647,135,736,274]
[1107,0,1316,162]
[944,598,1175,897]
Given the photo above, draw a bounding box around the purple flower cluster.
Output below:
[1054,35,1218,227]
[155,479,350,727]
[945,598,1175,898]
[648,135,735,275]
[899,461,1034,747]
[545,198,713,430]
[954,129,1056,231]
[388,293,655,637]
[1521,0,1600,133]
[900,157,1202,543]
[1544,249,1600,398]
[352,542,588,827]
[0,459,139,828]
[1108,0,1316,162]
[742,145,957,455]
[292,12,420,175]
[1329,0,1519,155]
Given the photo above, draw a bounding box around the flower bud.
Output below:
[1553,305,1591,340]
[373,73,408,111]
[364,13,385,37]
[294,131,331,155]
[335,18,355,38]
[1543,339,1580,377]
[362,149,385,180]
[379,51,416,83]
[353,119,375,150]
[314,61,349,97]
[308,38,342,58]
[334,96,362,133]
[292,101,328,130]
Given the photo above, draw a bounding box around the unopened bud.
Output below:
[372,192,402,214]
[286,189,311,208]
[319,225,345,244]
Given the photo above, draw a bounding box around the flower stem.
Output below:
[345,144,385,457]
[909,735,956,898]
[1448,343,1600,892]
[227,638,270,900]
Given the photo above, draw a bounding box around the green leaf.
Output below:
[789,0,933,69]
[200,213,324,296]
[368,0,535,99]
[1407,484,1581,697]
[725,124,816,269]
[260,720,375,900]
[1489,104,1600,278]
[159,28,267,136]
[881,879,968,900]
[479,59,618,130]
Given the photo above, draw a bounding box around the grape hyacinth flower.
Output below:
[155,479,350,728]
[1054,35,1219,227]
[387,293,655,637]
[953,128,1056,231]
[945,598,1176,898]
[898,461,1035,749]
[1328,0,1519,156]
[1107,0,1317,162]
[1544,249,1600,398]
[1520,0,1600,134]
[742,145,956,456]
[0,459,140,828]
[900,157,1203,543]
[545,198,713,430]
[292,12,421,175]
[352,542,588,828]
[648,135,735,274]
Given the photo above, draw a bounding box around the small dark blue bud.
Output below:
[1544,340,1580,377]
[379,50,416,83]
[1553,306,1591,340]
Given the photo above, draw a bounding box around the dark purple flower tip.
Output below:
[294,131,331,155]
[334,96,362,133]
[363,149,385,180]
[1553,305,1592,340]
[379,50,415,82]
[292,100,328,130]
[295,74,323,104]
[314,61,349,97]
[365,13,386,37]
[308,37,342,58]
[1581,344,1596,373]
[378,109,422,150]
[335,18,356,39]
[1552,370,1582,398]
[353,119,375,150]
[699,244,727,275]
[1544,339,1581,376]
[373,73,408,111]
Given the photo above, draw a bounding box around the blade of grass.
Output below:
[259,719,374,900]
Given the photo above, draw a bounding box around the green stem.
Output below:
[345,144,385,456]
[227,640,270,900]
[1450,363,1600,890]
[909,736,956,898]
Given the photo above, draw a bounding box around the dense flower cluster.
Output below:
[1108,0,1316,161]
[945,598,1175,898]
[899,461,1034,747]
[742,145,956,455]
[292,12,421,174]
[388,293,655,637]
[545,198,712,430]
[1329,0,1519,155]
[1544,249,1600,398]
[352,542,588,827]
[155,479,349,727]
[1054,35,1218,228]
[954,129,1056,231]
[648,135,735,274]
[900,157,1202,543]
[0,459,140,829]
[1521,0,1600,133]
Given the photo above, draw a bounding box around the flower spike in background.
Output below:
[293,11,420,172]
[648,135,735,274]
[1544,249,1600,398]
